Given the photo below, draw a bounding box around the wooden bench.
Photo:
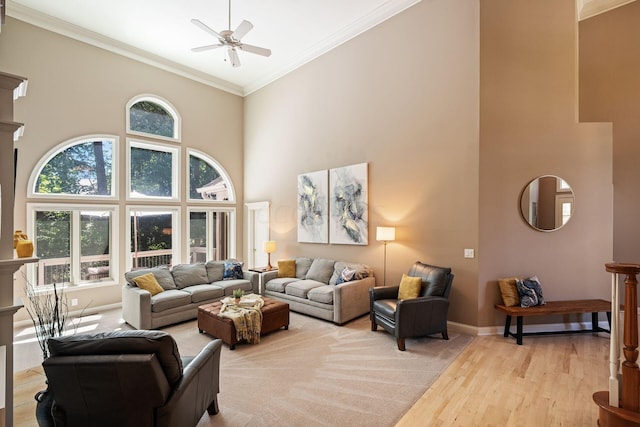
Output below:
[494,299,611,345]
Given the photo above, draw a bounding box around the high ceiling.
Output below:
[6,0,636,96]
[7,0,421,96]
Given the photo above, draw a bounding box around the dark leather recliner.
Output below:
[370,261,454,351]
[42,330,222,427]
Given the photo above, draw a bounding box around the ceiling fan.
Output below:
[190,0,271,68]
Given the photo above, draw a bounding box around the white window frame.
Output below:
[126,206,181,271]
[126,94,181,142]
[28,135,119,201]
[26,203,120,289]
[187,207,237,262]
[127,139,180,202]
[187,148,236,204]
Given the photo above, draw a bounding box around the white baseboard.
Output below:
[449,320,611,337]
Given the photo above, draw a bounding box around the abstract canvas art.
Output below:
[297,169,328,243]
[329,163,368,245]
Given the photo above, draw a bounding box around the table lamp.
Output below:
[264,240,277,271]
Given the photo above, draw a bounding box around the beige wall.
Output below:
[244,0,481,326]
[1,0,622,330]
[579,1,640,264]
[0,18,244,321]
[479,0,613,327]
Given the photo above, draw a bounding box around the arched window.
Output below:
[126,95,181,141]
[188,149,235,202]
[29,135,117,199]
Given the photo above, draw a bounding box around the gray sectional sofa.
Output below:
[122,261,258,329]
[262,257,375,325]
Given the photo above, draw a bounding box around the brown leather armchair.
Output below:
[370,261,454,351]
[41,330,222,427]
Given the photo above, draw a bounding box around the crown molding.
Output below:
[579,0,637,20]
[8,0,422,97]
[244,0,422,95]
[6,3,244,96]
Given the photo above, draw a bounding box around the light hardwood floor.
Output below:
[14,332,610,426]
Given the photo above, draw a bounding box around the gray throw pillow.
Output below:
[171,263,208,289]
[295,257,313,279]
[305,258,336,284]
[205,260,225,282]
[125,266,176,290]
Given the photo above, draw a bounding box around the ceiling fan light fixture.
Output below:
[190,0,271,68]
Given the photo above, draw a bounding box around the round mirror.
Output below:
[520,175,574,232]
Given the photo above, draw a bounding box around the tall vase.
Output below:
[35,386,54,427]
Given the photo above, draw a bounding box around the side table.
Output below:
[249,267,278,294]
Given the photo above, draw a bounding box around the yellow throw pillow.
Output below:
[398,274,422,300]
[498,277,521,306]
[277,260,296,278]
[133,273,164,296]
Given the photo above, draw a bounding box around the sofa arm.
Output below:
[157,339,223,427]
[122,285,152,330]
[243,271,260,294]
[334,276,376,325]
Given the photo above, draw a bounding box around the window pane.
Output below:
[189,154,226,200]
[131,211,173,268]
[130,147,173,198]
[81,211,111,281]
[35,140,113,196]
[35,210,71,286]
[190,210,230,262]
[129,100,174,138]
[189,211,207,263]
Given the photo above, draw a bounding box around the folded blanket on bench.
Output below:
[220,296,265,344]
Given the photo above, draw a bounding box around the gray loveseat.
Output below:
[262,257,375,325]
[122,261,258,329]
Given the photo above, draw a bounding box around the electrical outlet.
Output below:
[71,298,78,306]
[464,248,475,259]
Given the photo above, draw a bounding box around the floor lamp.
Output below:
[264,240,276,271]
[376,227,395,286]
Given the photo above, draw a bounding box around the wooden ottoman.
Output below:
[198,296,289,350]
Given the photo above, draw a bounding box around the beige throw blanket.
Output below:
[220,296,265,344]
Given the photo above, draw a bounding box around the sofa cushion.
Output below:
[171,263,208,289]
[151,289,192,313]
[132,273,164,296]
[47,330,183,387]
[205,260,225,282]
[277,260,296,278]
[181,284,225,304]
[295,257,313,279]
[285,279,325,298]
[223,261,244,280]
[214,279,253,296]
[329,261,372,285]
[305,258,335,284]
[265,277,298,293]
[125,266,176,290]
[307,285,334,304]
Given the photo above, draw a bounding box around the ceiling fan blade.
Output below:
[228,47,241,67]
[191,18,222,40]
[232,20,253,40]
[191,44,224,52]
[240,43,271,57]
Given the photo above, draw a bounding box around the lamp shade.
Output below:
[376,226,395,242]
[263,240,277,253]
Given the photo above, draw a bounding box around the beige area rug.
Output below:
[14,308,472,427]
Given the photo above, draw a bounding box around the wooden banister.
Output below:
[594,262,640,426]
